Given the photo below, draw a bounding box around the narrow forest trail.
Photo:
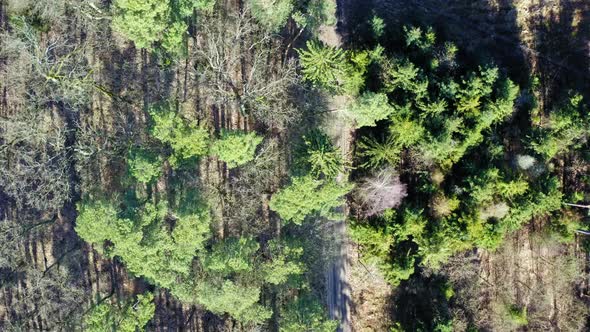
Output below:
[320,1,354,331]
[323,97,353,332]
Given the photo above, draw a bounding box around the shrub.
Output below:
[506,304,528,327]
[210,131,263,168]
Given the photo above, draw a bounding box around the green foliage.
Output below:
[357,135,402,168]
[298,40,347,91]
[197,236,304,323]
[547,212,583,243]
[251,0,337,33]
[186,0,216,12]
[506,305,528,327]
[530,94,587,160]
[392,209,427,242]
[127,148,162,184]
[455,67,498,116]
[203,237,259,274]
[348,26,532,287]
[343,50,372,95]
[196,280,272,323]
[293,0,337,30]
[113,0,214,55]
[77,193,307,325]
[210,130,263,168]
[75,200,120,254]
[297,40,372,95]
[298,130,344,178]
[503,179,563,231]
[84,292,155,332]
[434,321,454,332]
[280,294,338,332]
[381,58,423,94]
[345,92,396,128]
[76,199,211,293]
[248,0,294,32]
[149,105,210,166]
[263,239,305,285]
[112,0,169,49]
[404,26,436,50]
[269,175,352,224]
[349,220,394,269]
[371,15,386,38]
[416,222,470,269]
[161,21,188,57]
[349,211,420,286]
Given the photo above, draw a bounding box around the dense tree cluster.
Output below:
[344,25,588,289]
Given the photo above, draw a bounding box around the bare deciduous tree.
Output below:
[0,111,71,211]
[0,18,93,112]
[355,167,407,217]
[193,9,299,128]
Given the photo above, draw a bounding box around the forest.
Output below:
[0,0,589,331]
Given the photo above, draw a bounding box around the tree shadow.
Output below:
[523,0,590,107]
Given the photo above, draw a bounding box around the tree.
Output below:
[345,92,396,128]
[203,237,260,275]
[297,40,347,90]
[404,26,436,51]
[262,239,305,285]
[248,0,336,33]
[355,167,407,216]
[248,0,294,32]
[112,0,170,49]
[127,148,162,183]
[381,58,423,94]
[194,10,298,128]
[297,130,344,178]
[84,292,155,332]
[349,214,418,286]
[113,0,215,53]
[0,111,71,211]
[269,175,352,224]
[198,237,271,323]
[357,135,402,168]
[280,294,338,332]
[291,0,337,32]
[210,131,263,169]
[196,280,272,324]
[76,199,211,293]
[197,236,304,323]
[75,200,120,254]
[530,94,587,160]
[149,106,210,166]
[455,67,498,116]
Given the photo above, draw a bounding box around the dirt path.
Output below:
[319,1,354,329]
[323,98,353,332]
